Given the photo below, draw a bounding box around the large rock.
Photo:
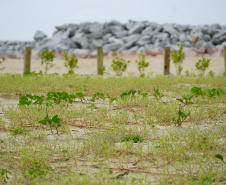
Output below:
[89,23,104,34]
[72,35,89,49]
[103,43,123,51]
[128,22,145,35]
[162,25,178,36]
[212,30,226,45]
[34,30,47,41]
[123,34,141,49]
[141,26,154,35]
[137,35,152,46]
[90,39,104,50]
[1,20,226,56]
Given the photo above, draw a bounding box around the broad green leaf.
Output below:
[188,94,194,100]
[38,120,47,125]
[188,102,194,105]
[215,154,224,161]
[26,94,34,99]
[176,98,184,103]
[182,94,188,100]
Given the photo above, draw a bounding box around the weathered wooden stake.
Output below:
[224,46,226,74]
[97,46,103,75]
[24,46,32,73]
[164,47,171,75]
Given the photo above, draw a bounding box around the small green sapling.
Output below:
[38,50,55,75]
[111,52,131,76]
[153,86,164,101]
[171,44,185,75]
[38,114,62,135]
[0,57,6,72]
[172,94,194,126]
[135,50,149,77]
[62,50,79,75]
[195,57,211,75]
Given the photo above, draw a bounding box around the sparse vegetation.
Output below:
[111,52,131,76]
[0,68,225,184]
[0,57,5,72]
[62,50,79,75]
[38,50,55,75]
[195,57,211,75]
[135,50,149,77]
[172,44,185,75]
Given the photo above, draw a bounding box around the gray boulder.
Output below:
[105,20,122,27]
[110,26,125,36]
[137,35,152,46]
[125,21,135,30]
[208,28,219,37]
[212,30,226,45]
[89,23,104,34]
[201,41,214,49]
[72,35,89,49]
[103,43,123,51]
[123,34,140,43]
[162,24,178,36]
[128,22,145,35]
[115,30,127,38]
[108,37,124,45]
[34,30,47,41]
[141,26,154,35]
[90,39,104,50]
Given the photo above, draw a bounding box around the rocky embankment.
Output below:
[0,20,226,58]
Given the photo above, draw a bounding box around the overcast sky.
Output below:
[0,0,225,41]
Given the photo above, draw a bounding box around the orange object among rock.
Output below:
[191,36,199,44]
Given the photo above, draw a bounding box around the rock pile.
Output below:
[0,20,226,57]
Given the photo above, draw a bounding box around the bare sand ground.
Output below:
[1,56,225,76]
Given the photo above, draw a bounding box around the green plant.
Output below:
[153,85,164,101]
[100,66,109,75]
[38,114,62,135]
[89,92,105,108]
[0,169,11,184]
[111,52,131,76]
[23,162,52,179]
[172,94,194,126]
[23,70,43,76]
[191,87,205,97]
[109,97,118,103]
[137,90,148,98]
[121,134,142,143]
[184,70,190,76]
[19,94,45,106]
[208,70,215,77]
[74,92,85,102]
[135,50,149,77]
[171,44,185,75]
[195,57,211,75]
[207,88,224,99]
[62,50,79,75]
[47,91,71,104]
[215,154,226,164]
[0,57,6,72]
[38,50,55,75]
[120,89,136,99]
[10,126,27,135]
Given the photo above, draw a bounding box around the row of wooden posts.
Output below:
[24,46,226,75]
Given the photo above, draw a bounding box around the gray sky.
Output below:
[1,0,225,41]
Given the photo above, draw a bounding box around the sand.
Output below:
[1,56,225,76]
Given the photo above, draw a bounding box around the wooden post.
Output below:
[224,46,226,74]
[164,47,171,75]
[97,46,103,75]
[24,46,32,73]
